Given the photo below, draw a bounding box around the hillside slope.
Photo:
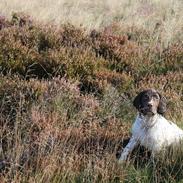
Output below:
[0,10,182,183]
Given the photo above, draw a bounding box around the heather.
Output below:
[0,13,182,182]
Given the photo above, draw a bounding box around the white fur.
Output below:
[119,113,183,161]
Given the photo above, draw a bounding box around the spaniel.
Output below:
[119,89,183,162]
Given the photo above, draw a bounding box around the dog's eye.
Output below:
[143,95,149,101]
[153,94,159,99]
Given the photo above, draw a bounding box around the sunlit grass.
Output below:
[0,0,183,46]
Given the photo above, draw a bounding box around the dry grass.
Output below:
[0,2,182,182]
[1,0,183,46]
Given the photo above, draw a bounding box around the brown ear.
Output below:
[133,91,145,110]
[157,93,166,115]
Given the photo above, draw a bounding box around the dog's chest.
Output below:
[139,124,161,149]
[132,115,183,151]
[133,122,159,149]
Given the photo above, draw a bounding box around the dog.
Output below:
[119,89,183,162]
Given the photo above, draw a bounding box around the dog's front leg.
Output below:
[119,136,138,162]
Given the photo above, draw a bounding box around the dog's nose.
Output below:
[148,103,152,108]
[148,100,153,108]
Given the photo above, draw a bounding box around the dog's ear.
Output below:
[133,91,144,110]
[157,92,166,115]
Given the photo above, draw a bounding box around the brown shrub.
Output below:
[0,14,183,182]
[161,43,183,71]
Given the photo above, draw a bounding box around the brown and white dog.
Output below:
[119,89,183,162]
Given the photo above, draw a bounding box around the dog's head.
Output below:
[133,89,166,116]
